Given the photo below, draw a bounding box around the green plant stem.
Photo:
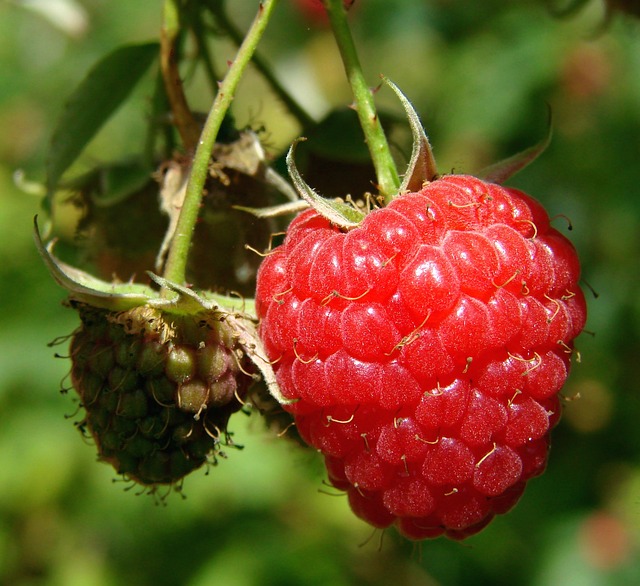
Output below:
[162,0,279,289]
[323,0,400,201]
[209,0,316,129]
[191,4,222,96]
[161,0,201,152]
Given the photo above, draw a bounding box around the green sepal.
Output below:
[36,215,263,318]
[34,216,156,310]
[147,275,290,404]
[286,139,365,228]
[233,200,309,219]
[384,78,439,194]
[146,273,254,316]
[478,108,553,184]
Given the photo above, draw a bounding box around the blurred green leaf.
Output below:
[45,42,159,196]
[479,107,553,184]
[80,160,154,207]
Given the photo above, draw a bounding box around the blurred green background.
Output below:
[1,0,639,584]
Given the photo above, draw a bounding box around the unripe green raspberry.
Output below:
[70,303,254,486]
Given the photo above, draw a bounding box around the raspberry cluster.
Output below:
[255,174,586,539]
[70,303,252,486]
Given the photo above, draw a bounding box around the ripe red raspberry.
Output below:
[255,174,586,539]
[292,0,357,25]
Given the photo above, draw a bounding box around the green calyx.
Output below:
[253,80,440,230]
[256,79,552,231]
[286,139,366,229]
[34,215,253,315]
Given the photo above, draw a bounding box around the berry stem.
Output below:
[160,0,201,152]
[162,0,279,289]
[208,0,316,130]
[191,6,225,96]
[323,0,400,201]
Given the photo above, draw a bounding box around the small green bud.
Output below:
[209,375,236,407]
[178,381,209,414]
[146,377,175,406]
[115,338,142,368]
[166,346,195,383]
[197,344,230,383]
[137,340,166,375]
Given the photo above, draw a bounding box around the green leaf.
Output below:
[59,159,154,207]
[478,108,553,184]
[89,160,154,207]
[45,42,159,195]
[302,108,374,164]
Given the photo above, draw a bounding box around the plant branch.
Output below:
[160,0,201,152]
[162,0,280,288]
[323,0,399,200]
[208,0,316,129]
[191,3,223,96]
